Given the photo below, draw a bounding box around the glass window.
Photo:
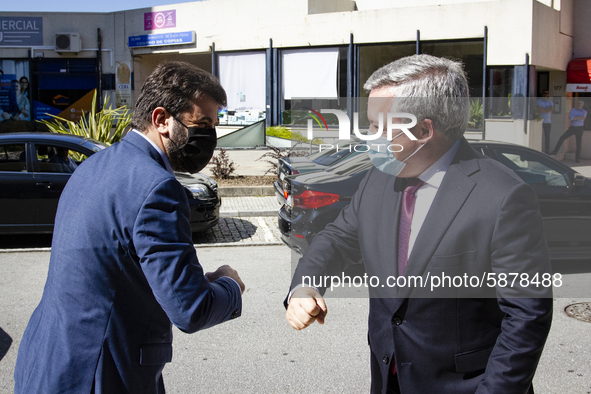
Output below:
[492,148,569,187]
[359,43,416,98]
[218,51,267,126]
[0,143,26,172]
[32,144,89,173]
[421,40,484,99]
[282,47,348,126]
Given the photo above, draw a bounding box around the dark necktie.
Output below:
[397,178,424,276]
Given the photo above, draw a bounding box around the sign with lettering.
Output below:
[144,10,176,30]
[0,17,43,46]
[128,31,195,48]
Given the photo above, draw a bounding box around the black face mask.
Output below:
[171,117,217,173]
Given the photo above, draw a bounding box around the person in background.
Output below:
[49,147,78,173]
[536,90,553,154]
[19,76,30,98]
[551,100,587,163]
[12,80,30,121]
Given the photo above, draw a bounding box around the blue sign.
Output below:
[0,17,43,46]
[128,31,195,48]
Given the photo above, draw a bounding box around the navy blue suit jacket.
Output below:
[290,138,552,393]
[14,131,241,393]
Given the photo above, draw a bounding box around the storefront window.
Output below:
[218,51,266,126]
[281,47,347,126]
[0,59,31,126]
[33,58,97,122]
[487,65,528,119]
[359,43,416,98]
[422,40,484,129]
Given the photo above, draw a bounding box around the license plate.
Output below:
[279,172,285,181]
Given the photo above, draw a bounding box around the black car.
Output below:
[274,137,364,204]
[278,140,591,261]
[0,132,220,235]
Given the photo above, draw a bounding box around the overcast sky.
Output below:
[1,0,200,13]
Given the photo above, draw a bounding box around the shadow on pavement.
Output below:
[192,218,258,244]
[0,327,12,361]
[0,234,52,249]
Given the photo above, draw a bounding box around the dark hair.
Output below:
[131,61,227,131]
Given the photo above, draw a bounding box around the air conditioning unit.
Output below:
[55,33,82,53]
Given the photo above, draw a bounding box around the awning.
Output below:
[567,58,591,92]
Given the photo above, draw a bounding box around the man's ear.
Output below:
[151,107,171,136]
[415,119,435,143]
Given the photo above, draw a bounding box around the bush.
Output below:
[266,126,322,144]
[38,90,131,146]
[257,144,307,177]
[209,148,237,179]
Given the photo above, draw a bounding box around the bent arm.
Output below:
[133,178,241,333]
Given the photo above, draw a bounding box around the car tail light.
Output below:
[290,169,300,175]
[293,190,339,209]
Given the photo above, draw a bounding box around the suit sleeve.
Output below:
[289,169,374,295]
[477,182,553,394]
[133,177,241,333]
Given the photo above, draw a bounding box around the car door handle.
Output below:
[36,182,54,189]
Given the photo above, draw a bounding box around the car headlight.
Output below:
[187,184,213,198]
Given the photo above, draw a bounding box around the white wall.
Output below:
[572,0,591,58]
[532,0,573,70]
[119,0,533,66]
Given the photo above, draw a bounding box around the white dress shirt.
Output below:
[407,139,460,258]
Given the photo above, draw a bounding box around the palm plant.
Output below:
[39,90,132,147]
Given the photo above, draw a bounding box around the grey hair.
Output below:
[363,54,470,141]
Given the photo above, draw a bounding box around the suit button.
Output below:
[382,356,389,364]
[392,316,402,326]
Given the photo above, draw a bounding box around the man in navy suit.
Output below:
[14,61,244,393]
[286,55,552,393]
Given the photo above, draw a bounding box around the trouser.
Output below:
[552,126,584,161]
[542,123,552,153]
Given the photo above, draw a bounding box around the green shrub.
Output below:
[39,90,131,146]
[266,126,322,144]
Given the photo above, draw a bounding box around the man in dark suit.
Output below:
[14,61,244,393]
[286,55,553,393]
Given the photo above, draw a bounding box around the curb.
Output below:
[220,210,277,218]
[218,185,274,197]
[0,242,285,253]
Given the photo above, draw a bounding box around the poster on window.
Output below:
[116,61,132,108]
[33,58,97,122]
[0,59,31,122]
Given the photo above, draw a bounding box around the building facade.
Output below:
[1,0,590,158]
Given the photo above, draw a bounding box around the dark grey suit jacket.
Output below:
[290,138,553,394]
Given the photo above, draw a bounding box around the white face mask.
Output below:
[368,131,425,177]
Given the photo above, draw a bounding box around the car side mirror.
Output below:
[573,173,586,187]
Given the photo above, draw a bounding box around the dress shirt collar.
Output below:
[132,129,175,175]
[417,139,461,189]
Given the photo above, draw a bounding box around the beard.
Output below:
[166,121,189,172]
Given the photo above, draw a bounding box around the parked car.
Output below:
[0,132,220,235]
[278,140,591,261]
[274,137,364,204]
